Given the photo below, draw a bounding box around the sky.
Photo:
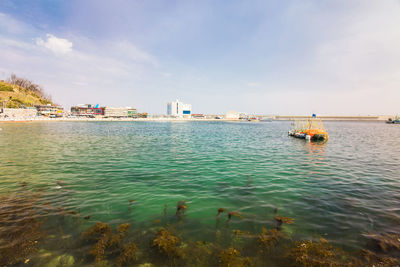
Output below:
[0,0,400,115]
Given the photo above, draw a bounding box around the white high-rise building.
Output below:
[167,99,192,118]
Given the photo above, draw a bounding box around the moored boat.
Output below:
[247,116,260,122]
[386,116,400,124]
[288,117,328,142]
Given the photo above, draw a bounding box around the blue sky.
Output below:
[1,0,400,115]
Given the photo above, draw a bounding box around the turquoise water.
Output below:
[1,121,400,265]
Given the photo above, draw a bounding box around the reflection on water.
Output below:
[305,140,327,157]
[0,121,399,266]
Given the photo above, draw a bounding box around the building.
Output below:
[104,107,137,118]
[137,112,148,118]
[35,104,64,117]
[71,104,105,117]
[225,111,241,119]
[167,99,192,118]
[191,114,204,118]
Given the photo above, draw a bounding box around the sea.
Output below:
[0,121,399,266]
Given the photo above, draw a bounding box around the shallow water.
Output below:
[1,121,399,265]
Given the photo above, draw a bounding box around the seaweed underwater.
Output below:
[152,226,182,258]
[0,189,44,266]
[81,222,139,266]
[0,184,399,267]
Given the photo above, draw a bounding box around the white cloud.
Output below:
[0,17,163,111]
[36,34,73,54]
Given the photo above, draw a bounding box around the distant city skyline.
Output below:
[1,0,400,115]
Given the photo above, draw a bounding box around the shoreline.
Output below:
[0,117,241,123]
[0,116,392,123]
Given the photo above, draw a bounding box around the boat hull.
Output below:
[288,131,328,142]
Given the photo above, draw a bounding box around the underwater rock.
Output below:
[44,254,75,267]
[38,249,52,259]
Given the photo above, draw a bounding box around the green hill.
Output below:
[0,80,53,108]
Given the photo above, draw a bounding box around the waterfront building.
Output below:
[71,104,105,117]
[35,104,64,117]
[192,113,205,118]
[226,111,241,119]
[104,107,137,118]
[138,112,148,118]
[167,99,192,118]
[204,114,222,119]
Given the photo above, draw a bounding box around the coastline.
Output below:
[0,117,241,123]
[0,115,393,123]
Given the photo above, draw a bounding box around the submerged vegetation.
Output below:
[176,200,187,216]
[218,247,251,267]
[0,190,44,266]
[152,227,182,258]
[257,227,286,254]
[0,184,399,267]
[288,238,349,267]
[81,222,137,265]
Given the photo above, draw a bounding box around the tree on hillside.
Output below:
[6,74,51,101]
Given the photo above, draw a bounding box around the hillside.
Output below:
[0,81,53,108]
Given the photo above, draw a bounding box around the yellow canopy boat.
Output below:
[288,117,328,141]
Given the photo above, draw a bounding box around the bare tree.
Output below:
[6,74,50,101]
